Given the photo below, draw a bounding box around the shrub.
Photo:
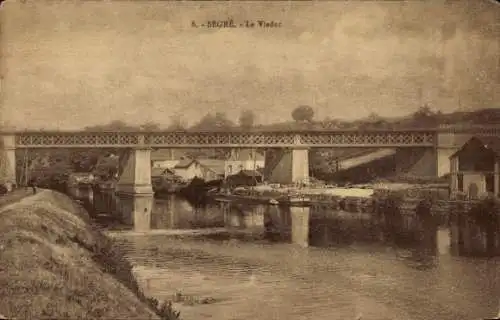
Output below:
[0,184,8,195]
[145,297,180,320]
[468,197,500,229]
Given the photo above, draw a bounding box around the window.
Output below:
[468,182,479,199]
[228,165,232,174]
[486,173,495,193]
[457,174,464,192]
[498,174,500,196]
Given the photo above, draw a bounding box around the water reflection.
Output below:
[87,190,453,260]
[78,189,500,319]
[151,195,224,230]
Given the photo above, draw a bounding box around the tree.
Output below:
[413,105,433,118]
[320,117,341,129]
[238,110,256,130]
[412,105,439,127]
[213,112,234,129]
[190,112,234,131]
[84,120,138,131]
[168,116,187,131]
[362,112,389,129]
[69,150,101,173]
[93,154,119,180]
[366,112,382,123]
[140,121,161,131]
[291,105,314,123]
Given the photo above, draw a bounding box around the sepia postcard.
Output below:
[0,1,499,320]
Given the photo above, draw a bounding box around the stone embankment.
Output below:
[0,190,176,319]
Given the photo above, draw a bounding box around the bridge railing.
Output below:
[9,130,437,148]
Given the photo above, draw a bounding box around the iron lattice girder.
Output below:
[12,131,436,148]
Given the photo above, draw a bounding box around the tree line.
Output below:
[83,105,451,132]
[84,109,257,132]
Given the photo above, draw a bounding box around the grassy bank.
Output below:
[0,190,178,319]
[0,189,33,206]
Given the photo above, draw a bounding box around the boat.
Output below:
[179,177,223,202]
[153,182,187,196]
[269,199,279,205]
[213,191,284,205]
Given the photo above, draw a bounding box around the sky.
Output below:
[1,1,499,130]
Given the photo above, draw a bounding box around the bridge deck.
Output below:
[9,131,436,148]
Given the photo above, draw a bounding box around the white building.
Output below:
[224,149,265,177]
[173,159,225,182]
[150,148,265,180]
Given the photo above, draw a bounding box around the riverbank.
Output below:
[0,189,33,206]
[237,184,374,199]
[0,190,176,319]
[228,182,449,202]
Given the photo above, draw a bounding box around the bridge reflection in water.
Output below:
[86,190,449,257]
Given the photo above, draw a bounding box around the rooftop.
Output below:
[198,159,226,175]
[173,158,195,169]
[172,158,226,175]
[151,167,174,177]
[450,136,500,158]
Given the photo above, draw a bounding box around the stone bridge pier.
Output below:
[0,135,17,190]
[115,135,154,225]
[116,147,153,195]
[265,148,310,184]
[264,134,310,185]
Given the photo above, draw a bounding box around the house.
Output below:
[197,159,226,181]
[173,159,202,181]
[449,136,500,199]
[225,149,265,177]
[172,158,225,182]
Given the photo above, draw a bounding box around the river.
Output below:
[80,188,500,320]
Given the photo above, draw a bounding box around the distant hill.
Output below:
[10,107,500,133]
[432,108,500,125]
[257,107,500,131]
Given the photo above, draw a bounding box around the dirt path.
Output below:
[0,189,34,209]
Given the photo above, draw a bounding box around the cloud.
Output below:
[2,1,499,129]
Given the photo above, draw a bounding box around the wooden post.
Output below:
[494,158,499,197]
[450,156,459,193]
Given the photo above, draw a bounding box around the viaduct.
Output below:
[0,125,496,195]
